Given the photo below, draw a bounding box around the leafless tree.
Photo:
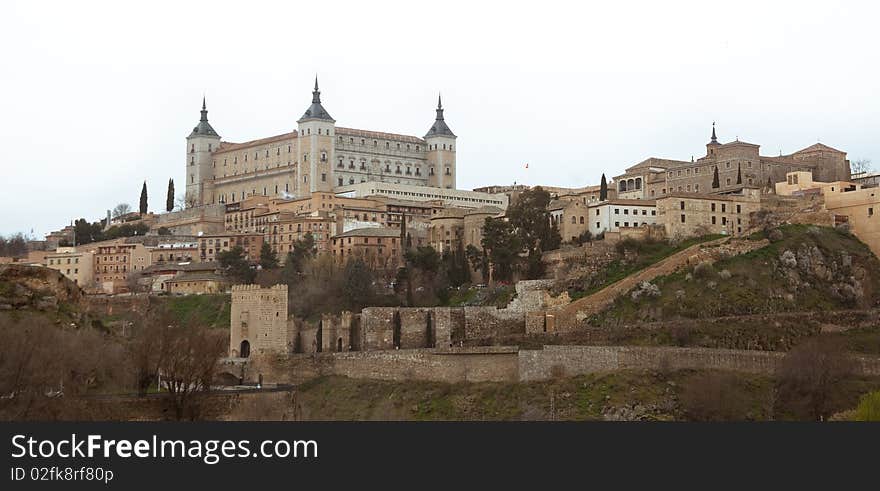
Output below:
[777,338,856,421]
[850,158,873,177]
[174,193,199,211]
[112,203,132,219]
[158,325,226,420]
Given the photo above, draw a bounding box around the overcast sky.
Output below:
[1,0,877,237]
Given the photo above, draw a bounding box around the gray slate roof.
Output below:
[298,78,335,123]
[424,95,456,138]
[189,97,220,138]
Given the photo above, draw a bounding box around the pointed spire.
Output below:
[425,93,455,138]
[710,121,718,143]
[299,75,334,123]
[190,96,219,138]
[312,75,321,104]
[435,93,445,121]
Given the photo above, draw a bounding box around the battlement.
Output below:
[232,284,288,292]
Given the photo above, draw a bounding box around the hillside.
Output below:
[590,225,880,325]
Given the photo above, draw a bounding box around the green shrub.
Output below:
[854,391,880,421]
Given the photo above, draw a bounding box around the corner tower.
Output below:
[185,98,221,206]
[296,77,336,195]
[424,95,457,189]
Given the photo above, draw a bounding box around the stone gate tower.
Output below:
[296,77,336,195]
[185,97,221,206]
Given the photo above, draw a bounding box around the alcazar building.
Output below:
[185,79,458,206]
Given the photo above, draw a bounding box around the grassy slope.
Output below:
[591,225,880,324]
[162,294,231,329]
[568,234,724,300]
[290,371,880,421]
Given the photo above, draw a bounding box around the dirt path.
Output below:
[556,236,768,328]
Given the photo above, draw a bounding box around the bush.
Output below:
[692,261,716,279]
[680,371,757,421]
[854,391,880,421]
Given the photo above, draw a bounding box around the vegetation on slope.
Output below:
[591,225,880,324]
[565,234,724,300]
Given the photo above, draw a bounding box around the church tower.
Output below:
[185,98,221,206]
[424,95,457,189]
[296,77,336,195]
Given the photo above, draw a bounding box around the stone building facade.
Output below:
[229,284,293,359]
[613,124,850,201]
[656,189,762,238]
[45,249,94,287]
[185,80,458,207]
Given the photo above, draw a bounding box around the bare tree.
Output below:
[174,193,199,211]
[159,326,226,420]
[112,203,132,219]
[850,158,873,177]
[777,338,856,421]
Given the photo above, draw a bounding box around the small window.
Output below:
[680,214,686,223]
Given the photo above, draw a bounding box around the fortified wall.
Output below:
[230,281,567,360]
[244,344,880,385]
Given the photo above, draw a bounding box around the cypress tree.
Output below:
[166,178,175,212]
[140,181,148,214]
[712,166,720,189]
[599,173,608,201]
[736,163,742,185]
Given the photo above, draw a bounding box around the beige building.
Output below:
[335,181,507,209]
[93,242,150,294]
[614,124,850,201]
[166,273,227,295]
[150,242,199,265]
[656,189,761,239]
[330,228,404,269]
[825,186,880,258]
[186,82,458,207]
[775,171,859,197]
[197,233,262,263]
[45,249,94,288]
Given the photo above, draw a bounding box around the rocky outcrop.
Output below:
[0,264,82,311]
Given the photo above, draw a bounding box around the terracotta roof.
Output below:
[793,142,846,155]
[169,272,227,283]
[660,192,757,202]
[332,227,401,239]
[336,127,425,144]
[215,132,298,153]
[431,207,469,219]
[465,206,503,216]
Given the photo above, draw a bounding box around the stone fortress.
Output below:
[186,78,458,207]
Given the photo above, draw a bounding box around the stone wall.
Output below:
[518,345,786,381]
[241,344,880,385]
[269,347,520,384]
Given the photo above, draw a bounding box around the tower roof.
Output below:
[298,76,335,123]
[189,97,220,138]
[708,121,719,145]
[424,94,456,138]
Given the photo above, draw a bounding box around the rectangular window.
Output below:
[679,201,685,210]
[680,214,686,223]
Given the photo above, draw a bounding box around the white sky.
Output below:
[1,0,878,237]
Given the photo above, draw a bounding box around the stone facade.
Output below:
[656,189,762,239]
[186,82,458,207]
[613,126,849,202]
[229,284,293,359]
[45,249,93,288]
